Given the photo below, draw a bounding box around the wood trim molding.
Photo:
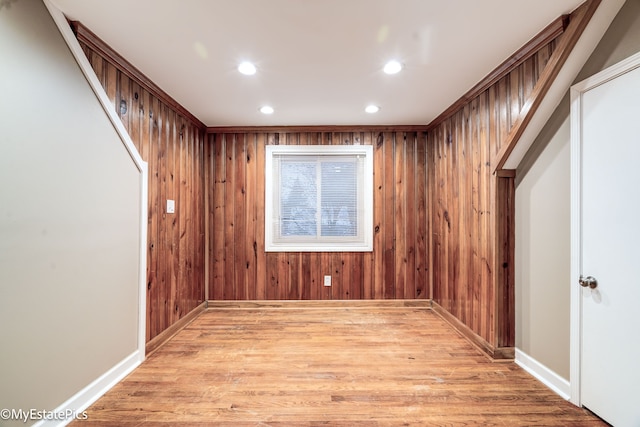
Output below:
[493,0,601,172]
[427,15,569,130]
[206,299,432,309]
[145,302,207,355]
[70,21,207,130]
[432,301,515,360]
[494,175,516,348]
[207,125,430,134]
[496,169,516,178]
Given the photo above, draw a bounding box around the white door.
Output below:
[571,54,640,427]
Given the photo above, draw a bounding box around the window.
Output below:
[265,145,373,252]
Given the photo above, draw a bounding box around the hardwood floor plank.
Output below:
[72,306,605,426]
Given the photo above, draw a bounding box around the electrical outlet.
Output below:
[324,275,331,287]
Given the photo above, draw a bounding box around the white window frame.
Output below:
[265,144,373,252]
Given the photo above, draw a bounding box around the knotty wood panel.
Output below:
[493,0,600,171]
[206,131,428,300]
[74,23,207,343]
[427,37,559,355]
[426,1,598,357]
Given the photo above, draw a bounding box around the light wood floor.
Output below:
[73,304,605,426]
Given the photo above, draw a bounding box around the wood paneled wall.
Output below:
[70,1,595,358]
[427,32,560,356]
[426,0,597,358]
[206,130,429,300]
[73,23,207,343]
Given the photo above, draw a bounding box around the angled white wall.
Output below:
[515,0,640,394]
[0,0,146,425]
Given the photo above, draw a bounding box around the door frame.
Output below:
[569,49,640,406]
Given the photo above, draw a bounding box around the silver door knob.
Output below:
[579,276,598,289]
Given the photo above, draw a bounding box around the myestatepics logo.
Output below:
[0,408,88,423]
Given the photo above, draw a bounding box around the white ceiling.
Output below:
[49,0,587,127]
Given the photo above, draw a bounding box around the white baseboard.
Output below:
[33,350,142,427]
[515,348,570,400]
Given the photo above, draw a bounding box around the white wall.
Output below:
[516,0,640,384]
[0,0,144,425]
[516,104,571,379]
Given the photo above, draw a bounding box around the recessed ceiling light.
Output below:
[365,105,380,114]
[238,61,257,75]
[383,60,403,75]
[260,105,274,115]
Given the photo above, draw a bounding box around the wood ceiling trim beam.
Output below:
[207,125,430,134]
[493,0,601,173]
[426,14,569,130]
[70,21,207,130]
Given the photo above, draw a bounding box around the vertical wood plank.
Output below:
[496,175,515,347]
[245,133,257,300]
[522,56,537,102]
[416,132,428,299]
[383,132,396,299]
[196,127,206,305]
[459,104,470,326]
[255,133,267,300]
[465,95,476,334]
[404,133,417,298]
[146,94,160,341]
[118,71,131,133]
[156,100,168,334]
[481,108,494,344]
[234,133,247,300]
[265,134,278,300]
[177,117,188,317]
[362,131,374,299]
[442,119,451,313]
[194,124,204,306]
[510,66,523,127]
[104,62,118,108]
[128,82,142,155]
[301,253,312,300]
[204,133,213,302]
[394,133,406,300]
[224,134,236,299]
[266,252,278,300]
[212,135,225,300]
[168,112,179,321]
[448,112,460,322]
[373,132,384,299]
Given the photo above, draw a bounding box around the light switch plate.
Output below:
[324,275,331,287]
[167,199,175,214]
